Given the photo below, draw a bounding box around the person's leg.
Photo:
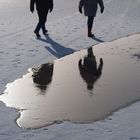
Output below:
[34,10,43,37]
[42,10,48,34]
[34,22,41,36]
[87,16,94,37]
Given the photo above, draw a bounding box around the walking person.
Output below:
[30,0,53,38]
[79,0,104,37]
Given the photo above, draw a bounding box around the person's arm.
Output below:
[79,0,84,14]
[30,0,36,13]
[49,0,53,12]
[97,0,104,13]
[96,58,103,76]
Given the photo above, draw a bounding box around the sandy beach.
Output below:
[0,0,140,139]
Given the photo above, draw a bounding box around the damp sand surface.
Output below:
[0,34,140,129]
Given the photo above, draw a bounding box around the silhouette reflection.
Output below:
[78,47,103,90]
[32,63,54,92]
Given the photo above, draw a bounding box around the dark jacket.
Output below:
[79,0,104,17]
[30,0,53,12]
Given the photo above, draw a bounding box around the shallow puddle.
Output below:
[0,34,140,129]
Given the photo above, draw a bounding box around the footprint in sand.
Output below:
[129,137,140,140]
[11,47,17,50]
[15,54,21,57]
[132,53,140,60]
[28,49,38,52]
[28,49,35,52]
[105,130,112,133]
[86,128,94,131]
[18,43,24,46]
[31,54,36,57]
[16,43,24,46]
[11,58,21,63]
[64,35,68,38]
[1,30,6,32]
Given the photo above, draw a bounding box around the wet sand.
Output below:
[0,34,140,129]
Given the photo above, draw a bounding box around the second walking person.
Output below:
[30,0,53,38]
[79,0,104,37]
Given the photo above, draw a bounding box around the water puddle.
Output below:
[0,34,140,129]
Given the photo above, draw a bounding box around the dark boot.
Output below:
[34,22,41,38]
[43,30,48,35]
[88,28,94,37]
[34,30,41,38]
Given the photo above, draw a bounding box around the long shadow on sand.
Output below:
[38,35,75,58]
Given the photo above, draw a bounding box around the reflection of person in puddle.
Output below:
[32,63,53,92]
[78,47,103,90]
